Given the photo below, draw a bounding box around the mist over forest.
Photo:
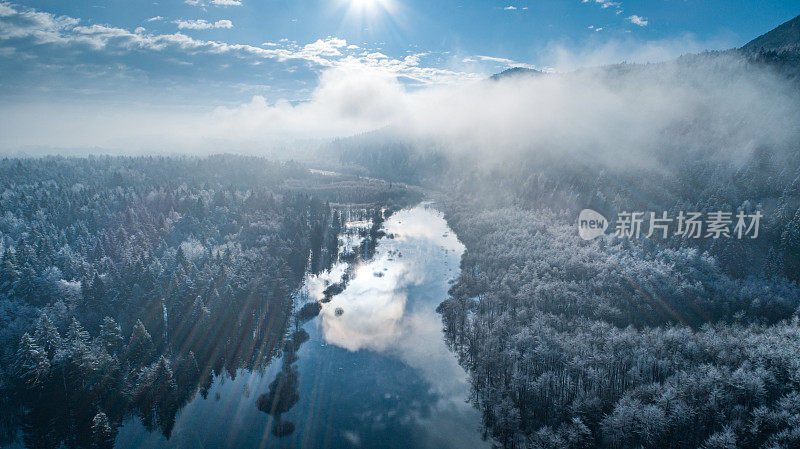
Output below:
[2,6,800,449]
[326,22,800,449]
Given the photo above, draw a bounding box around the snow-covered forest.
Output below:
[0,156,414,448]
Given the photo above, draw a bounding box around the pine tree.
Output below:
[763,247,784,278]
[66,318,96,391]
[15,264,38,304]
[126,319,154,367]
[700,427,737,449]
[175,247,189,269]
[149,356,177,406]
[781,209,800,280]
[90,412,115,449]
[67,318,90,345]
[33,314,62,358]
[87,273,107,304]
[99,316,124,355]
[0,249,20,295]
[16,333,50,389]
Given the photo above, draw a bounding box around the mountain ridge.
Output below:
[490,13,800,80]
[742,13,800,52]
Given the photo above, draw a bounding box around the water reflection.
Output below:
[111,204,488,449]
[310,206,469,394]
[297,204,486,448]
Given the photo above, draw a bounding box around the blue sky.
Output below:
[1,0,798,105]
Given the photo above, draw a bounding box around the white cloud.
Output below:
[463,55,515,64]
[302,37,347,57]
[404,54,420,66]
[461,54,537,71]
[146,16,164,22]
[174,19,233,30]
[0,3,79,43]
[504,6,517,10]
[185,0,243,6]
[0,3,15,16]
[0,2,476,89]
[363,51,389,59]
[627,15,648,26]
[582,0,622,11]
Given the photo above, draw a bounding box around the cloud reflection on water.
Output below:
[305,205,471,404]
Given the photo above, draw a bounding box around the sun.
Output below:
[339,0,397,24]
[351,0,384,10]
[336,0,403,40]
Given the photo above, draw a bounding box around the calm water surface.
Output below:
[115,204,489,449]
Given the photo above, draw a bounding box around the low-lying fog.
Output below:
[1,52,798,169]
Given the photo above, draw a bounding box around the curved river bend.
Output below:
[115,204,489,449]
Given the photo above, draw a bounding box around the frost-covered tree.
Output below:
[99,316,123,355]
[126,319,153,367]
[32,314,62,358]
[90,412,115,449]
[15,333,49,389]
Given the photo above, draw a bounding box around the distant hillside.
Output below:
[489,67,543,81]
[484,15,800,82]
[743,14,800,52]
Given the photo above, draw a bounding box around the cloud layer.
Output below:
[3,49,797,170]
[0,1,478,96]
[174,19,234,30]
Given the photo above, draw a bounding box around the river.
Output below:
[113,203,489,449]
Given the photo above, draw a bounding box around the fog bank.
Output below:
[1,52,797,168]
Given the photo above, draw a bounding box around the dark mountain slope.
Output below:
[489,67,543,81]
[742,13,800,52]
